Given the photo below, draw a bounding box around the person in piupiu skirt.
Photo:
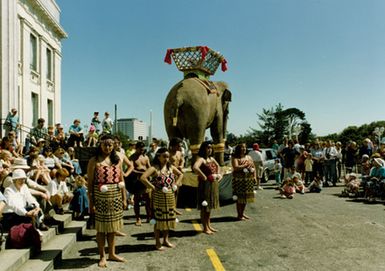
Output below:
[140,147,183,250]
[193,141,222,235]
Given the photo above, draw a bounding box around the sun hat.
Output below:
[12,168,27,180]
[373,158,385,167]
[11,158,30,170]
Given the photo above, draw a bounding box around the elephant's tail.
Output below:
[172,107,179,127]
[171,93,183,127]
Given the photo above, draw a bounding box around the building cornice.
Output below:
[20,0,67,39]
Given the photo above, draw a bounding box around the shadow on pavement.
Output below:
[131,230,199,240]
[56,257,99,269]
[179,216,238,224]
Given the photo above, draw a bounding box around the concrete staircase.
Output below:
[0,213,87,271]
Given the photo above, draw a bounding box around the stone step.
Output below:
[17,259,53,271]
[0,249,30,271]
[0,213,86,271]
[63,220,87,240]
[17,232,76,271]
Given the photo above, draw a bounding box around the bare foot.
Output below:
[98,257,107,268]
[243,214,251,220]
[156,245,166,251]
[135,219,142,226]
[162,241,175,248]
[203,229,214,235]
[108,255,126,262]
[115,231,126,237]
[209,226,218,232]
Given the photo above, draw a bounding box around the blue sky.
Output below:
[57,0,385,140]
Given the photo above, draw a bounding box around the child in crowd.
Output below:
[304,153,313,185]
[48,168,73,214]
[85,124,98,147]
[361,154,371,177]
[70,175,89,220]
[293,174,305,194]
[273,158,282,186]
[31,154,52,185]
[280,177,296,199]
[306,175,323,193]
[341,173,361,197]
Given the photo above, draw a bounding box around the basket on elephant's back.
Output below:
[164,46,228,76]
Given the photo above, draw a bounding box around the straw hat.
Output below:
[11,158,30,170]
[12,168,27,180]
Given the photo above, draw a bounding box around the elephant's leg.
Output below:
[188,129,206,167]
[210,119,225,166]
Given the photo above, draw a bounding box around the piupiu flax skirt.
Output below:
[197,179,219,211]
[152,189,176,231]
[232,173,255,204]
[94,184,123,233]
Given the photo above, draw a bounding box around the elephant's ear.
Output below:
[222,89,232,102]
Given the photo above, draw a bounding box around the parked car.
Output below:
[247,148,278,183]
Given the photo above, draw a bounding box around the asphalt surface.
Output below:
[57,181,385,271]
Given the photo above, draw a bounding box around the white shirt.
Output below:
[47,178,69,196]
[248,150,263,165]
[3,183,39,216]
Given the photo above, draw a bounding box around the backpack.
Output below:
[6,223,41,253]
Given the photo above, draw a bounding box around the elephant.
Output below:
[164,77,232,166]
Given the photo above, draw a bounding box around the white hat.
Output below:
[38,138,45,143]
[374,158,385,167]
[12,168,27,180]
[11,158,30,170]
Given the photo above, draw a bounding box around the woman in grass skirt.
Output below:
[193,141,222,235]
[231,143,256,220]
[87,134,127,267]
[140,147,183,250]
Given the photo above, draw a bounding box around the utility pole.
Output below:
[114,104,117,134]
[148,110,153,146]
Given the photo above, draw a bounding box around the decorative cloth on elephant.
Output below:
[94,164,123,233]
[197,161,220,211]
[192,78,218,95]
[151,171,177,230]
[232,158,256,204]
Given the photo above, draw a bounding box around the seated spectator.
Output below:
[85,125,98,147]
[30,153,52,185]
[280,177,296,199]
[341,173,360,197]
[66,147,82,176]
[361,154,371,177]
[67,119,84,148]
[69,175,89,220]
[306,175,323,193]
[0,150,13,169]
[0,190,6,216]
[7,131,23,156]
[0,136,19,157]
[54,148,74,174]
[48,168,73,215]
[364,158,385,202]
[2,169,48,231]
[54,124,67,149]
[293,174,305,194]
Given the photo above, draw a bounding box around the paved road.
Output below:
[58,182,385,271]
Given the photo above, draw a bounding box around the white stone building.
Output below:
[117,118,148,141]
[0,0,66,140]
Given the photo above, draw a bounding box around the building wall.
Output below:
[117,118,148,141]
[0,0,66,140]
